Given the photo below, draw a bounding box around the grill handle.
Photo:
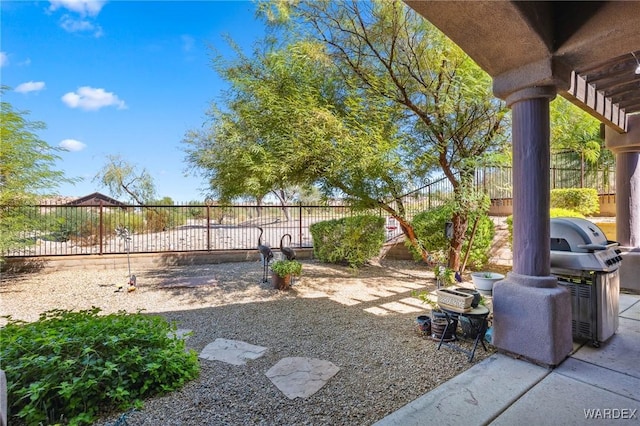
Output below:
[576,243,607,251]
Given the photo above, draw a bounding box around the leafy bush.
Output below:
[506,207,585,242]
[0,308,200,426]
[310,215,385,269]
[270,259,303,277]
[409,206,495,270]
[550,188,599,216]
[144,208,180,232]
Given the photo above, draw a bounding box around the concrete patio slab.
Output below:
[491,373,639,425]
[619,293,639,314]
[620,296,640,321]
[265,357,340,399]
[377,294,640,425]
[571,318,640,379]
[373,354,549,426]
[199,338,267,366]
[555,357,640,402]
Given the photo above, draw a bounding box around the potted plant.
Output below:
[471,271,505,294]
[270,259,302,290]
[435,265,456,288]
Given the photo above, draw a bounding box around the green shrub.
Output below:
[144,207,183,232]
[0,308,200,426]
[41,208,145,245]
[506,208,585,242]
[409,206,495,269]
[550,188,599,216]
[271,259,303,277]
[310,215,385,269]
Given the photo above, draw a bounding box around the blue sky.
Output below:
[1,0,266,203]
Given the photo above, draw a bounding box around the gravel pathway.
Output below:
[0,259,496,425]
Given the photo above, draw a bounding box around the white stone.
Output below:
[199,338,268,366]
[266,357,340,399]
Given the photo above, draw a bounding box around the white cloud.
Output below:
[48,0,106,17]
[59,139,87,152]
[0,52,8,67]
[61,86,127,111]
[60,15,104,37]
[15,81,46,94]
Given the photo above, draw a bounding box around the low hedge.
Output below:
[309,215,385,269]
[506,207,585,242]
[550,188,599,216]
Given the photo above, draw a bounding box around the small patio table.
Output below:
[436,304,490,362]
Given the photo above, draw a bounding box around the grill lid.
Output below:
[550,217,622,272]
[550,217,613,253]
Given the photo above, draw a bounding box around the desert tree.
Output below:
[0,91,74,256]
[186,1,510,268]
[93,155,156,205]
[260,0,510,268]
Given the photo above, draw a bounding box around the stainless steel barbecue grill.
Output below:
[550,217,621,347]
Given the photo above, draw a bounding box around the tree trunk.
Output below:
[447,211,469,271]
[379,205,433,264]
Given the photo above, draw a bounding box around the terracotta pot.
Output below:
[272,273,291,290]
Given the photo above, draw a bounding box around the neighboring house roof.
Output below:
[64,192,129,207]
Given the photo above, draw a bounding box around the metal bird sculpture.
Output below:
[257,227,273,283]
[280,233,296,261]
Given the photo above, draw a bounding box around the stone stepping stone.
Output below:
[266,357,340,399]
[199,338,268,365]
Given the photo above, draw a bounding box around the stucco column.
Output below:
[616,152,640,246]
[605,115,640,293]
[491,86,573,367]
[508,87,554,277]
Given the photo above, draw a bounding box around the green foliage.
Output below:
[93,155,156,205]
[550,97,603,165]
[434,265,457,287]
[144,208,181,232]
[310,215,385,269]
[270,259,302,277]
[185,1,510,267]
[0,93,74,258]
[0,308,200,425]
[40,208,145,245]
[506,208,585,242]
[186,201,207,219]
[410,206,495,270]
[550,188,599,216]
[549,208,586,218]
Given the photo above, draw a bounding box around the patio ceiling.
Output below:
[404,1,640,133]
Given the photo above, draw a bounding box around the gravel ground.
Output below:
[0,259,496,425]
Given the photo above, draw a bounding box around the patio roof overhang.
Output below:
[404,1,640,133]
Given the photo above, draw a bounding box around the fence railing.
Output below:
[3,203,400,257]
[3,164,615,258]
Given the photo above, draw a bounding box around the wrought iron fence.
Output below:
[2,164,615,258]
[2,202,406,257]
